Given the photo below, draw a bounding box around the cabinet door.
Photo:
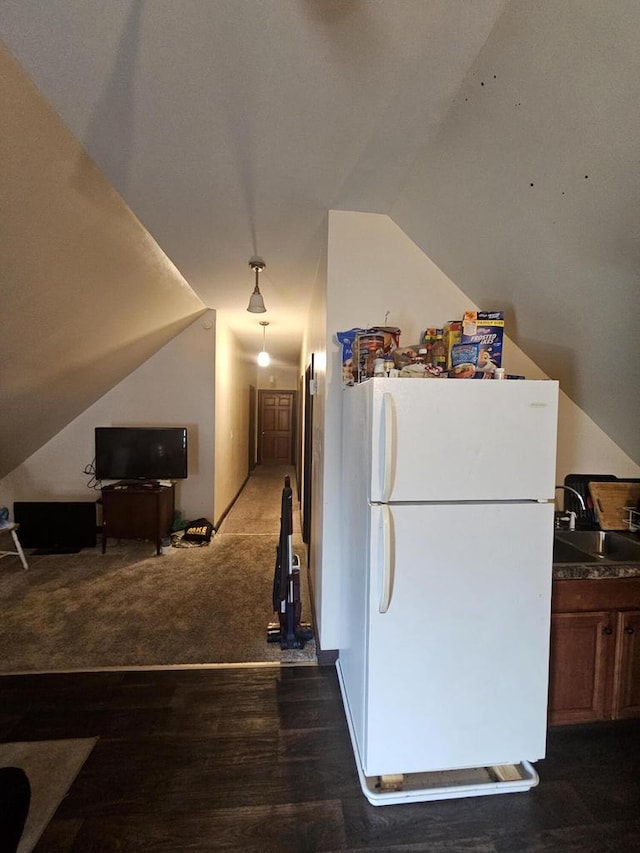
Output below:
[613,610,640,720]
[548,611,613,725]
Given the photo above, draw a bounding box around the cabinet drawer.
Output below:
[552,578,640,613]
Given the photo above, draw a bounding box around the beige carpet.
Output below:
[0,738,97,853]
[0,466,316,673]
[217,465,302,535]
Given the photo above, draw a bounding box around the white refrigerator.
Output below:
[337,378,559,805]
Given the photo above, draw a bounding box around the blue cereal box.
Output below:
[461,311,504,376]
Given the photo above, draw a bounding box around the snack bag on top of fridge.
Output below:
[353,327,400,383]
[337,328,367,387]
[443,320,462,370]
[449,343,479,378]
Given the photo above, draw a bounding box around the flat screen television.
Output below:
[95,427,188,481]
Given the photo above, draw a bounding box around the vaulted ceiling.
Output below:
[1,1,638,473]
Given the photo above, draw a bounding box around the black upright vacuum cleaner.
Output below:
[267,475,313,650]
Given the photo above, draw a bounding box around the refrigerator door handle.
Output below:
[380,392,395,503]
[379,504,393,613]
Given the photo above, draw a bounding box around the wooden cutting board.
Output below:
[588,481,640,530]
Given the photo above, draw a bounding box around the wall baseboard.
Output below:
[316,648,338,667]
[214,474,250,531]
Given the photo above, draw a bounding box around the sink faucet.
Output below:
[555,485,586,511]
[554,486,586,531]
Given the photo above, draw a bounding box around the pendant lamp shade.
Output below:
[247,258,267,313]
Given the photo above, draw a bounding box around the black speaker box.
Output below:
[13,501,97,553]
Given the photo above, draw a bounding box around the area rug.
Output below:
[0,738,97,853]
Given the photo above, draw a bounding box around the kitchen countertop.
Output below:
[553,563,640,580]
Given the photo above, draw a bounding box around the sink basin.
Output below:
[555,530,640,563]
[552,538,600,564]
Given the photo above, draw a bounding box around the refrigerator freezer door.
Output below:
[364,378,558,502]
[362,500,554,777]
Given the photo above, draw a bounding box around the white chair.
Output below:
[0,523,29,570]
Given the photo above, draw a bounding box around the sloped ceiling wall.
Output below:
[392,0,640,462]
[0,45,206,478]
[1,1,638,473]
[0,1,506,365]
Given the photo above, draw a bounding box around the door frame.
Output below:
[302,356,314,544]
[248,385,257,471]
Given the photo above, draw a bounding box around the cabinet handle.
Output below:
[602,626,613,635]
[624,626,635,635]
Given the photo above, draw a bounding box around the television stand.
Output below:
[101,482,175,555]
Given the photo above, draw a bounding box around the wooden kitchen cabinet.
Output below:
[548,578,640,725]
[614,610,640,718]
[548,610,612,724]
[101,483,175,555]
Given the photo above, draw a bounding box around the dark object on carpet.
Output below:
[31,545,82,556]
[13,502,97,550]
[183,517,214,543]
[0,767,31,853]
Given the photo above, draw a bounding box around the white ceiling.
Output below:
[1,0,638,464]
[0,0,505,365]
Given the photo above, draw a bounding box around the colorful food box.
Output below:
[460,311,504,375]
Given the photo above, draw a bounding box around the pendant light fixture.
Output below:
[257,321,270,367]
[246,257,266,313]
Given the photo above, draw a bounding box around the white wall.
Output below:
[322,210,478,649]
[213,316,257,527]
[0,311,217,522]
[298,219,329,645]
[256,364,298,391]
[500,340,640,483]
[317,210,639,651]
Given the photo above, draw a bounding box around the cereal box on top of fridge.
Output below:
[461,311,504,375]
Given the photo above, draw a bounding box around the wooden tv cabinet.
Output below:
[101,482,175,555]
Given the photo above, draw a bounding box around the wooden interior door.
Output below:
[258,391,295,464]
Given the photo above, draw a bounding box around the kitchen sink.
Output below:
[552,538,599,564]
[554,530,640,563]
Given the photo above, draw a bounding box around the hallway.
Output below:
[216,464,302,537]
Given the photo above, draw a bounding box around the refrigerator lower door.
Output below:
[362,500,554,777]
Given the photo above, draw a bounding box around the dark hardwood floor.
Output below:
[1,665,639,852]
